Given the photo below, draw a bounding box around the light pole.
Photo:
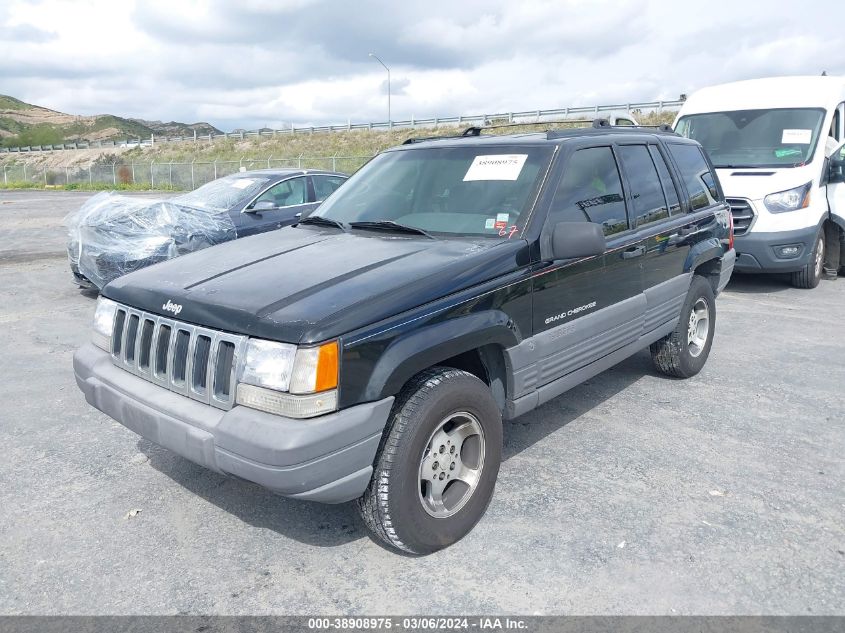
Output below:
[368,52,390,123]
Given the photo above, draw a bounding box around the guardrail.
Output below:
[0,99,683,154]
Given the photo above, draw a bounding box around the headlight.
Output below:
[236,338,339,418]
[764,182,812,213]
[92,297,118,351]
[239,339,297,391]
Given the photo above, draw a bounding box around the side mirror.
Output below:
[551,221,606,260]
[830,155,845,184]
[248,200,276,212]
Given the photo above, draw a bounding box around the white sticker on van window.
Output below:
[231,178,256,189]
[463,154,527,181]
[781,129,812,144]
[485,218,496,229]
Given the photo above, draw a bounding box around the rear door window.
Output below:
[550,146,628,235]
[666,143,720,210]
[618,144,669,228]
[649,145,682,215]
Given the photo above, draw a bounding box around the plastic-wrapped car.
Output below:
[65,169,347,289]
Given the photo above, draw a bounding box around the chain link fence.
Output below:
[0,156,374,191]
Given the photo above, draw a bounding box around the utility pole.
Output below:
[368,52,391,123]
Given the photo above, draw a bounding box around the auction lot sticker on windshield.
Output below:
[231,178,257,189]
[781,129,812,144]
[464,154,527,181]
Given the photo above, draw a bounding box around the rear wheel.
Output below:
[357,367,502,555]
[651,275,716,378]
[791,230,824,289]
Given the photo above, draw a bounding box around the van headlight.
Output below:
[92,297,118,351]
[764,182,812,213]
[236,338,339,418]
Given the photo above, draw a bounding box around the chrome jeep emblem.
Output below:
[162,299,183,316]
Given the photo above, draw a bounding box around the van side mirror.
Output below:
[830,153,845,184]
[551,221,606,260]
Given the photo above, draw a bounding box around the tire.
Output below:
[790,230,824,289]
[357,367,502,555]
[651,275,716,379]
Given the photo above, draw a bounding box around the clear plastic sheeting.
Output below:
[65,192,237,289]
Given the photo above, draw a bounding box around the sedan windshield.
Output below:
[174,175,272,211]
[675,108,826,168]
[311,145,554,237]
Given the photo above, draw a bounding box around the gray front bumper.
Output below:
[733,224,820,273]
[73,343,393,503]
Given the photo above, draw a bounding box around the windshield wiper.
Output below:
[349,220,434,238]
[298,216,348,231]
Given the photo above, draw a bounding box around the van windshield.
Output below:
[310,145,554,237]
[675,108,826,169]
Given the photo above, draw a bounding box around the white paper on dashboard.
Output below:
[781,129,812,144]
[231,178,256,189]
[463,155,528,181]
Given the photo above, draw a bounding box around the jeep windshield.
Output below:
[675,108,826,168]
[309,144,554,237]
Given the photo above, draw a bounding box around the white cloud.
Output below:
[0,0,843,130]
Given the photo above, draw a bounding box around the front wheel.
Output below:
[651,275,716,378]
[791,230,824,289]
[357,367,502,555]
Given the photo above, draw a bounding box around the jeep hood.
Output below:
[103,226,525,344]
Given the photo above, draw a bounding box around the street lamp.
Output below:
[368,52,391,123]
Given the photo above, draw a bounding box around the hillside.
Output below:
[0,95,222,148]
[129,118,220,137]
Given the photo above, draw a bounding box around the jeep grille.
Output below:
[109,304,245,410]
[725,198,755,236]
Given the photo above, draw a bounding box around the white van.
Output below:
[674,76,845,288]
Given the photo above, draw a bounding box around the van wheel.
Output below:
[651,275,716,378]
[357,367,502,555]
[790,230,824,289]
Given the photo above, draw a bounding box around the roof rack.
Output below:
[402,119,591,144]
[402,118,676,144]
[546,119,678,139]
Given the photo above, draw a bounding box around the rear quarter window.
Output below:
[666,143,721,210]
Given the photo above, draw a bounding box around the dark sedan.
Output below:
[67,169,347,289]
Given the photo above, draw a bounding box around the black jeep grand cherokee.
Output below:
[74,122,735,554]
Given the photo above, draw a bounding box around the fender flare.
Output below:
[362,311,519,402]
[684,237,724,273]
[829,212,845,232]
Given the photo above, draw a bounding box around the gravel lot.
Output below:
[0,190,843,615]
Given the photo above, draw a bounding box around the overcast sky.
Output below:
[1,0,843,131]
